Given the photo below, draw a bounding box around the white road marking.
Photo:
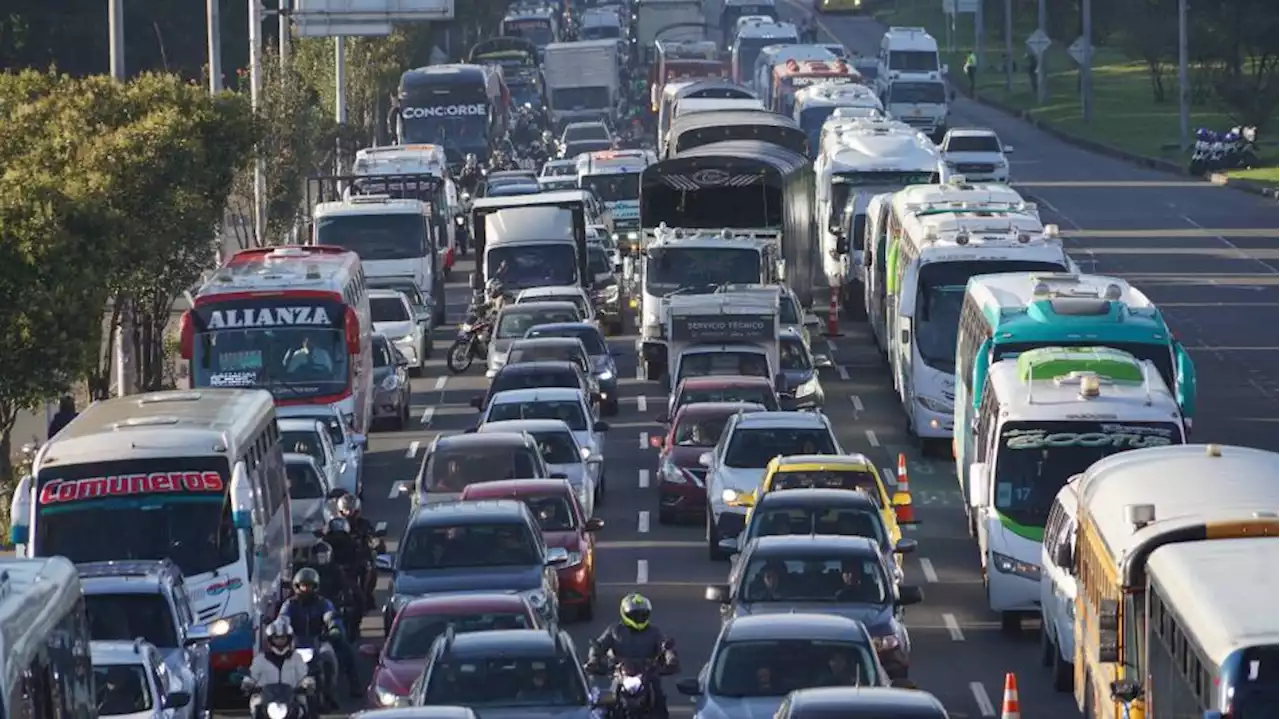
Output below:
[637,395,648,413]
[639,432,649,449]
[943,613,965,641]
[638,469,650,489]
[865,429,880,447]
[851,395,864,413]
[969,681,996,716]
[421,406,435,425]
[882,466,897,489]
[388,481,408,500]
[902,523,917,532]
[824,339,836,355]
[638,511,650,533]
[836,365,849,380]
[405,440,420,459]
[433,376,448,391]
[635,364,644,381]
[919,558,938,583]
[636,559,649,585]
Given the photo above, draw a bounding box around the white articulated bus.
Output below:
[961,346,1186,632]
[878,178,1075,453]
[9,389,291,685]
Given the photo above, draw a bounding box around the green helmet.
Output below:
[619,592,653,630]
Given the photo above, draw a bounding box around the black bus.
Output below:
[397,64,504,166]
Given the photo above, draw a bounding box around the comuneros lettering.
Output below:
[39,471,225,505]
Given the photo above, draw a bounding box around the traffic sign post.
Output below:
[1025,29,1050,58]
[1067,36,1092,66]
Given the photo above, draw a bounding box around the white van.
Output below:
[1041,478,1080,693]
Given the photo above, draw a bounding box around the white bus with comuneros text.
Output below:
[792,81,883,151]
[8,389,291,687]
[813,118,943,315]
[961,346,1187,633]
[879,178,1075,453]
[181,245,375,436]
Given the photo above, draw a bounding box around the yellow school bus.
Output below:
[1066,444,1278,719]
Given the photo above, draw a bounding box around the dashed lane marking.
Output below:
[421,406,435,425]
[635,364,644,381]
[405,441,420,459]
[639,432,649,449]
[636,559,649,585]
[836,365,849,381]
[851,395,864,413]
[637,395,648,413]
[943,613,965,641]
[638,469,650,489]
[433,376,448,391]
[865,429,880,447]
[638,511,650,533]
[389,481,409,500]
[969,682,996,716]
[919,558,938,583]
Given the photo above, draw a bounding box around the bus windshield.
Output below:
[580,174,640,203]
[915,260,1065,373]
[503,19,555,47]
[993,420,1182,528]
[191,297,351,400]
[315,213,427,261]
[34,457,238,577]
[645,246,761,295]
[829,172,936,228]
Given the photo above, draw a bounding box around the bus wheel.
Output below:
[1052,646,1074,692]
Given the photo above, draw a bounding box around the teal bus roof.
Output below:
[1015,347,1147,383]
[970,272,1172,346]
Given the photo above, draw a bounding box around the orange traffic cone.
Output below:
[1000,673,1021,719]
[892,453,916,525]
[824,286,842,337]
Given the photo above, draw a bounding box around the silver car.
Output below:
[487,301,584,377]
[477,419,601,517]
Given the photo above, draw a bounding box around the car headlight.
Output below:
[796,375,820,397]
[460,322,473,332]
[602,284,620,300]
[915,395,951,413]
[208,612,250,637]
[562,551,583,568]
[627,231,639,240]
[721,488,739,503]
[598,369,614,381]
[267,702,290,719]
[380,373,399,391]
[872,634,901,652]
[374,685,400,707]
[992,551,1041,580]
[612,232,622,241]
[395,334,414,345]
[661,461,688,484]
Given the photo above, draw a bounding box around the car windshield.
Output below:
[947,134,1001,152]
[678,385,776,411]
[673,415,733,447]
[709,638,877,698]
[488,400,588,431]
[587,247,612,275]
[779,294,800,325]
[645,247,761,295]
[387,611,532,660]
[425,655,589,707]
[497,308,582,339]
[85,593,178,648]
[994,420,1182,528]
[529,430,581,465]
[509,343,587,369]
[286,461,326,499]
[580,173,640,203]
[95,665,153,716]
[742,555,889,604]
[780,337,811,371]
[400,522,540,569]
[281,429,327,467]
[542,163,576,177]
[425,448,541,492]
[725,427,837,468]
[768,469,884,507]
[749,507,887,546]
[492,369,579,394]
[887,81,946,104]
[524,495,576,531]
[373,338,394,368]
[526,326,607,355]
[679,353,770,381]
[371,297,410,323]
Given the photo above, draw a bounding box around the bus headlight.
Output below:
[915,395,951,414]
[992,551,1041,580]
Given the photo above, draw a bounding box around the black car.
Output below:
[525,322,620,413]
[406,627,604,718]
[472,360,596,413]
[779,687,949,718]
[705,535,924,679]
[736,489,918,566]
[378,500,570,629]
[414,433,553,504]
[372,334,412,430]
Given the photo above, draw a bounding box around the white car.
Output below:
[276,404,366,499]
[369,288,428,375]
[285,452,333,554]
[514,287,598,327]
[540,159,578,177]
[478,419,603,517]
[938,127,1012,183]
[278,417,351,496]
[700,410,844,560]
[477,387,610,506]
[91,640,193,719]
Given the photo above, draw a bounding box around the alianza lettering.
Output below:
[39,471,225,505]
[205,306,335,329]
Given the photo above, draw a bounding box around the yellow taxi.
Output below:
[728,453,917,558]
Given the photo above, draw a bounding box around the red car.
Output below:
[359,592,539,707]
[659,374,780,423]
[650,402,767,525]
[461,479,603,620]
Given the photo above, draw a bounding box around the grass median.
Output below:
[873,0,1278,186]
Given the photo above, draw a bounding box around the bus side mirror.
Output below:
[967,463,988,509]
[1174,342,1197,417]
[229,463,253,530]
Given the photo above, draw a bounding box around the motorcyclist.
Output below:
[307,541,347,603]
[278,568,361,702]
[586,593,677,719]
[334,494,383,605]
[243,618,316,719]
[457,153,484,197]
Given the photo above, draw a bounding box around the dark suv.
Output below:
[378,500,570,629]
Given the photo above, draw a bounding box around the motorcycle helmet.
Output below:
[465,153,478,168]
[542,130,553,144]
[264,617,295,656]
[619,592,652,631]
[327,517,351,535]
[293,567,321,597]
[312,540,333,566]
[336,493,360,519]
[1225,131,1240,142]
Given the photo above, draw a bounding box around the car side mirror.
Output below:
[894,538,918,555]
[375,554,396,572]
[654,414,669,424]
[593,421,610,432]
[835,234,850,255]
[184,625,213,646]
[703,584,730,603]
[1003,145,1014,153]
[676,678,702,696]
[549,472,570,480]
[165,692,192,710]
[697,452,713,467]
[897,585,924,606]
[373,526,388,538]
[585,517,605,532]
[546,546,571,566]
[350,434,368,451]
[469,395,483,409]
[814,354,834,369]
[717,538,740,556]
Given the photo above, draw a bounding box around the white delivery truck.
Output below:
[664,288,781,396]
[544,40,622,127]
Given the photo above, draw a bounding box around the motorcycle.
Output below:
[1189,126,1260,174]
[586,640,678,719]
[446,319,491,374]
[244,680,315,719]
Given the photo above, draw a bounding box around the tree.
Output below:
[1112,0,1177,102]
[1191,0,1278,130]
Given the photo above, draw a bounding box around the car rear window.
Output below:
[491,369,579,394]
[769,470,884,506]
[679,386,778,411]
[400,522,540,570]
[425,448,541,492]
[509,344,587,371]
[286,461,326,499]
[724,428,836,468]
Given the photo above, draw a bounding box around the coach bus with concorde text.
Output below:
[180,245,374,435]
[397,64,508,168]
[9,389,291,685]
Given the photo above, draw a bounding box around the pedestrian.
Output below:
[48,396,77,439]
[963,51,978,95]
[1025,51,1039,94]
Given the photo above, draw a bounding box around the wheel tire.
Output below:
[707,510,728,561]
[1052,644,1074,692]
[446,340,474,373]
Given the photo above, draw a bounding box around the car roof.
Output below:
[679,374,773,389]
[527,321,601,335]
[283,452,322,469]
[496,360,580,374]
[518,285,587,297]
[511,337,586,350]
[757,487,879,509]
[432,432,532,449]
[748,534,881,556]
[445,628,561,656]
[947,127,998,138]
[352,708,478,719]
[398,591,532,619]
[788,686,948,715]
[490,387,587,403]
[477,419,573,435]
[91,639,158,666]
[500,300,579,313]
[774,453,878,469]
[408,499,532,527]
[675,401,767,419]
[461,479,575,501]
[734,411,829,428]
[278,418,325,432]
[723,613,870,642]
[368,288,410,300]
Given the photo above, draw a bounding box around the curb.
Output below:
[1207,172,1279,199]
